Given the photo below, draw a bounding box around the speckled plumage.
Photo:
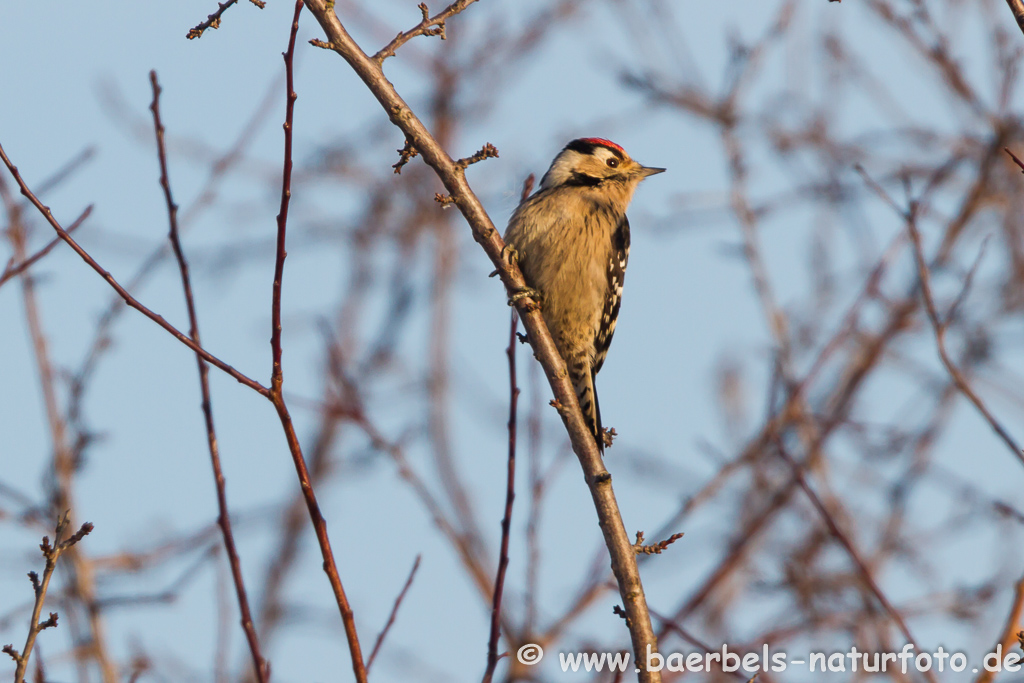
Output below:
[504,138,663,452]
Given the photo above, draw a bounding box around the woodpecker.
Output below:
[503,138,664,453]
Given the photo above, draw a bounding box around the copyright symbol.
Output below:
[517,643,544,665]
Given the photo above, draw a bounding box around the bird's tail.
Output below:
[570,362,604,454]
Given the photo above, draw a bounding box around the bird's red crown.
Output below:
[579,137,625,155]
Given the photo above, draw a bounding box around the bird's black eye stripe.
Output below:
[567,171,603,187]
[606,158,619,168]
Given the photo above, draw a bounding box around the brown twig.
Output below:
[481,312,520,683]
[0,174,116,683]
[301,4,663,678]
[0,205,91,289]
[366,555,421,671]
[0,141,270,397]
[372,0,481,63]
[632,531,684,556]
[269,4,368,682]
[773,442,933,682]
[187,0,266,40]
[857,165,1024,465]
[456,142,499,169]
[3,513,93,683]
[392,137,419,174]
[149,70,270,683]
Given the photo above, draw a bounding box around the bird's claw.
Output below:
[501,244,520,266]
[490,245,520,278]
[507,287,542,308]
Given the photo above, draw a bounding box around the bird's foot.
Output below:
[489,244,520,278]
[501,243,520,266]
[507,286,542,308]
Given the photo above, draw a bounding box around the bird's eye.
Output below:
[606,158,619,168]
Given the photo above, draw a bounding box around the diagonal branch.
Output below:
[774,441,934,683]
[301,3,663,679]
[0,141,270,398]
[0,205,91,290]
[366,554,421,672]
[856,166,1024,465]
[1003,0,1024,37]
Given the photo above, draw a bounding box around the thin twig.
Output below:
[482,312,520,683]
[372,0,480,63]
[0,175,116,683]
[0,141,270,397]
[366,555,421,671]
[0,205,91,289]
[268,4,368,682]
[632,531,684,556]
[149,70,270,683]
[187,0,266,40]
[773,441,934,683]
[857,166,1024,464]
[3,514,93,683]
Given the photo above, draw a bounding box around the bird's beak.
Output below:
[638,165,666,178]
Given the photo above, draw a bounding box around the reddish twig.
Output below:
[482,312,520,683]
[1005,146,1024,172]
[269,4,368,682]
[149,70,269,683]
[0,205,91,289]
[0,141,270,397]
[366,555,422,671]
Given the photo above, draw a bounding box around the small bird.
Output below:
[504,138,664,452]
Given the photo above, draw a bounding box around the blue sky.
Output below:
[3,1,1024,681]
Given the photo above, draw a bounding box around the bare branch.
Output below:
[392,137,419,174]
[373,1,481,63]
[300,4,664,678]
[0,141,271,397]
[268,4,368,682]
[481,312,520,683]
[456,142,499,169]
[187,0,266,40]
[4,514,92,683]
[633,531,685,556]
[857,165,1024,465]
[366,555,421,671]
[149,69,270,683]
[0,205,91,290]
